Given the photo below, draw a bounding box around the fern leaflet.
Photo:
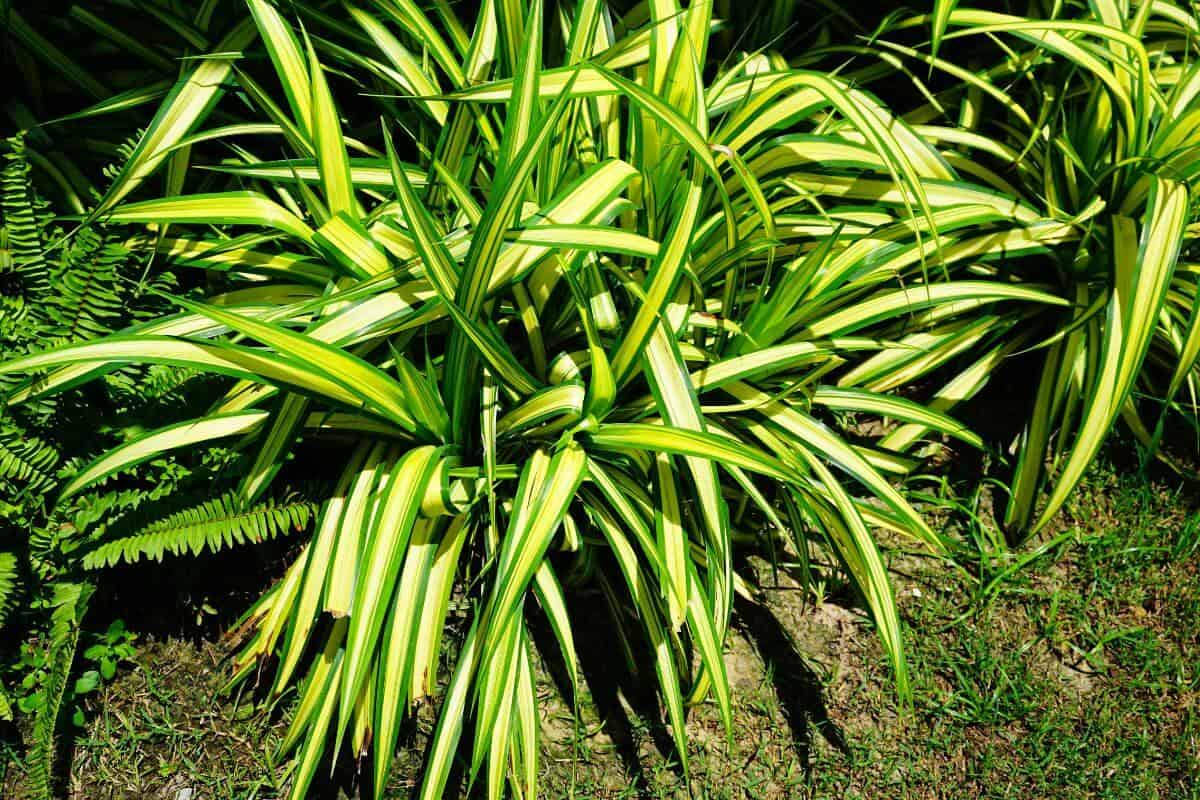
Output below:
[81,491,318,569]
[0,427,59,494]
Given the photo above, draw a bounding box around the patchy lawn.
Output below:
[5,467,1198,799]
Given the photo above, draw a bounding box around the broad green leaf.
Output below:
[103,192,315,243]
[61,411,268,499]
[247,0,313,137]
[95,20,258,214]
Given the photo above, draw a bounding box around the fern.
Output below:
[0,425,59,494]
[0,128,203,773]
[0,550,17,627]
[0,136,49,291]
[0,135,50,341]
[25,581,93,800]
[45,226,128,343]
[104,363,202,413]
[0,128,230,794]
[81,491,319,569]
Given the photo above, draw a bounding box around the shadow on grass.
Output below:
[735,595,848,773]
[565,585,677,784]
[533,572,849,788]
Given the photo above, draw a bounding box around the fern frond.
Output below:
[81,491,318,569]
[0,550,18,627]
[104,363,202,410]
[0,427,59,494]
[1,136,49,283]
[69,486,160,534]
[0,135,51,340]
[45,226,128,342]
[26,581,93,800]
[99,129,145,188]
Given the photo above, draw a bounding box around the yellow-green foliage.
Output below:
[1,2,1197,798]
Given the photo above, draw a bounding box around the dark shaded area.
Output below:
[85,538,301,642]
[566,583,676,784]
[734,595,848,773]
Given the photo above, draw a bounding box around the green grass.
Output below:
[809,468,1200,800]
[4,639,288,800]
[11,463,1196,799]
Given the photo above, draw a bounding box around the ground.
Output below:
[4,465,1199,799]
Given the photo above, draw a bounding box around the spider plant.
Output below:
[2,1,248,215]
[834,1,1200,540]
[0,1,1067,796]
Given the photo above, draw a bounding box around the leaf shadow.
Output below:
[734,594,848,774]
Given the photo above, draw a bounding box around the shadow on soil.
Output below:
[735,595,848,773]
